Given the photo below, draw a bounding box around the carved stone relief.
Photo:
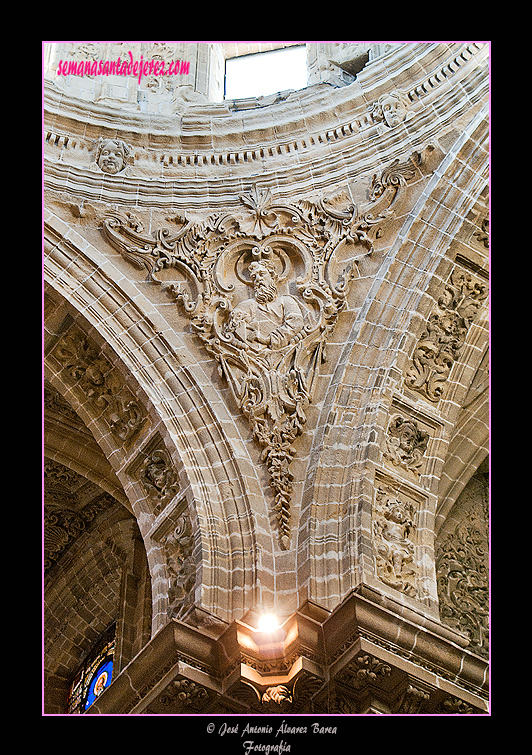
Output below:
[473,216,489,250]
[405,268,488,402]
[383,414,429,476]
[435,462,489,657]
[101,154,421,547]
[367,90,411,128]
[373,485,419,597]
[151,499,196,620]
[44,459,114,571]
[140,448,181,516]
[50,326,146,443]
[156,677,210,711]
[337,653,393,690]
[124,433,182,517]
[165,510,196,619]
[93,137,133,174]
[261,684,293,708]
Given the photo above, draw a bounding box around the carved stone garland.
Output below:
[102,157,419,547]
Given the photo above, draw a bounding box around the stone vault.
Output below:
[43,41,489,715]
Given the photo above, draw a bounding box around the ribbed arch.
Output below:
[44,210,273,625]
[299,106,489,609]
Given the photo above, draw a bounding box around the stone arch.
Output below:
[299,105,489,611]
[44,209,274,626]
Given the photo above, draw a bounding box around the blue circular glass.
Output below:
[85,658,113,710]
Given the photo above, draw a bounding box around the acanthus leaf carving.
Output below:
[51,327,146,442]
[405,268,488,402]
[102,156,418,547]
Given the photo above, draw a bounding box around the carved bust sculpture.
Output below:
[227,259,306,352]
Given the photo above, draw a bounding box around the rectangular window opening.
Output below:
[224,45,307,100]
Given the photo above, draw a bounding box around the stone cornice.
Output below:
[43,43,488,207]
[87,589,489,714]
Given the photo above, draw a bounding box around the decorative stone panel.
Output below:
[373,483,420,598]
[405,268,488,403]
[101,154,421,548]
[436,462,489,658]
[150,497,196,620]
[125,433,182,517]
[383,414,429,477]
[49,324,147,444]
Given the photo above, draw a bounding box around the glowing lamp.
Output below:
[257,613,281,633]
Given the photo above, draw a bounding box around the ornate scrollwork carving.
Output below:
[102,157,418,547]
[51,327,145,442]
[164,509,196,619]
[405,269,488,402]
[436,499,489,657]
[44,461,113,570]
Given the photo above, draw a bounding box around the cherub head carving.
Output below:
[369,91,409,128]
[95,138,131,174]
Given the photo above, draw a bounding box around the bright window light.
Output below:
[225,45,307,100]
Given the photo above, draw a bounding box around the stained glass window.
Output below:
[66,625,115,713]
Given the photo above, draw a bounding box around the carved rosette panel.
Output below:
[50,326,146,442]
[101,155,420,547]
[373,485,419,597]
[405,269,488,402]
